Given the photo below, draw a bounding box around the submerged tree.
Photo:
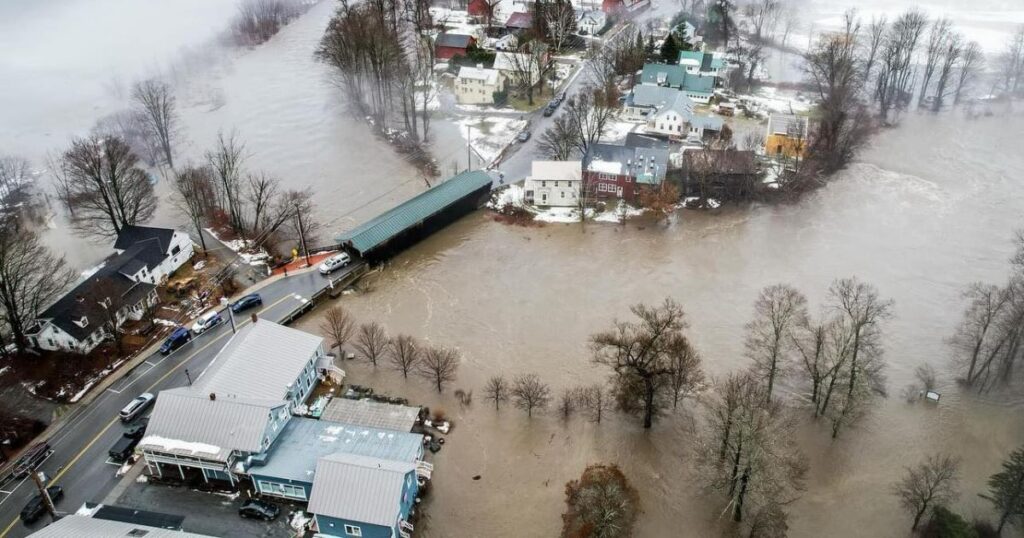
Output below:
[745,284,808,403]
[561,464,640,538]
[418,345,460,393]
[591,298,703,428]
[0,225,76,352]
[353,321,388,367]
[511,373,551,417]
[695,371,807,523]
[172,165,216,252]
[483,374,509,410]
[131,78,179,170]
[54,135,157,238]
[388,334,421,378]
[321,306,357,351]
[892,453,961,531]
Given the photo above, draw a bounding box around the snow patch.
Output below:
[140,435,222,457]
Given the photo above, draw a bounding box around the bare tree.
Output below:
[0,156,32,208]
[931,32,963,111]
[745,284,808,403]
[875,10,928,122]
[862,15,887,85]
[206,131,247,236]
[131,79,178,169]
[483,374,509,410]
[564,85,619,158]
[950,283,1011,386]
[577,384,612,423]
[779,7,800,49]
[0,225,76,351]
[917,18,952,108]
[997,26,1024,96]
[827,277,892,438]
[232,0,302,46]
[743,0,780,44]
[591,298,701,428]
[478,0,501,29]
[667,335,703,408]
[954,41,984,105]
[695,371,807,523]
[172,165,216,252]
[353,321,388,367]
[537,115,577,160]
[505,40,552,106]
[388,334,421,378]
[511,373,551,417]
[557,387,577,419]
[55,135,157,238]
[541,0,576,53]
[892,454,961,531]
[92,110,162,168]
[419,345,460,393]
[321,305,356,351]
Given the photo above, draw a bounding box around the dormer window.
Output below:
[74,316,89,328]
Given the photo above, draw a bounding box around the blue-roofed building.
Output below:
[245,417,425,502]
[336,170,494,262]
[639,63,717,103]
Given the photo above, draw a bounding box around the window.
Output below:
[171,245,180,255]
[344,525,363,536]
[541,181,546,187]
[560,191,565,199]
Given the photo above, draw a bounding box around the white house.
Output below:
[576,10,607,35]
[112,225,195,284]
[623,85,722,140]
[493,52,539,86]
[524,160,582,207]
[455,65,504,105]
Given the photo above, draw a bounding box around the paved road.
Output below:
[0,264,360,537]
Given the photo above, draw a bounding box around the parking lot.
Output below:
[113,477,299,538]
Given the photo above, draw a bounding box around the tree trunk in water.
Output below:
[733,466,750,522]
[911,502,927,531]
[643,378,655,428]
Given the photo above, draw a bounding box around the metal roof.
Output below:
[253,417,422,483]
[435,33,473,49]
[321,399,421,432]
[336,170,493,255]
[28,515,215,538]
[307,453,415,527]
[141,392,284,460]
[767,113,809,136]
[640,63,715,94]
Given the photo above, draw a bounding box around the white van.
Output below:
[191,310,223,335]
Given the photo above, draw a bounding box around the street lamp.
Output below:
[219,297,236,334]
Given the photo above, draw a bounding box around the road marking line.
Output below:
[104,459,123,467]
[0,292,295,537]
[144,360,156,366]
[106,388,122,395]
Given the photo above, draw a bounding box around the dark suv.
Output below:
[159,326,192,355]
[20,485,63,524]
[238,499,280,521]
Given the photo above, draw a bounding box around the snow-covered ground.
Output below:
[454,116,528,164]
[205,228,270,266]
[603,120,641,143]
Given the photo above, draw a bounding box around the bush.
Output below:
[921,506,978,538]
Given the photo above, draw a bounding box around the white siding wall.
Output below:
[524,177,580,207]
[455,76,501,105]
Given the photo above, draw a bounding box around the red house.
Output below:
[583,142,670,202]
[601,0,651,14]
[435,33,477,61]
[468,0,489,17]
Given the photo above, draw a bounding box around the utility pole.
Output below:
[30,471,56,522]
[466,124,472,171]
[219,297,236,334]
[295,205,310,267]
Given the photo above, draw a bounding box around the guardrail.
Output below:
[278,262,370,325]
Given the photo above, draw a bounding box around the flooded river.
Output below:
[292,110,1024,537]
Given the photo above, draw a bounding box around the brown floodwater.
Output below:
[292,110,1024,537]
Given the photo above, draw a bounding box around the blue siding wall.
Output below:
[315,515,392,538]
[250,473,312,501]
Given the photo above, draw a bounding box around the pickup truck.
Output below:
[108,434,140,463]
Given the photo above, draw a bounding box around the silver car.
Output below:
[120,393,155,422]
[318,253,351,275]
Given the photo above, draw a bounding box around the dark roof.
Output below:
[584,142,670,184]
[625,132,680,151]
[684,149,758,175]
[435,33,474,49]
[90,504,185,530]
[38,261,156,342]
[505,12,533,29]
[113,225,174,253]
[336,170,493,255]
[112,241,166,275]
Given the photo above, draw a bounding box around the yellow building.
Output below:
[765,114,810,159]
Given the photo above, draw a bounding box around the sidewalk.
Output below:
[270,251,339,276]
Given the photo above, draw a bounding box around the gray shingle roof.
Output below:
[307,453,415,527]
[113,225,175,253]
[38,265,155,342]
[336,170,493,255]
[435,33,473,49]
[321,399,420,432]
[629,84,695,118]
[28,515,215,538]
[253,417,422,483]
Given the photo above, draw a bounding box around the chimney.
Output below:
[209,393,217,401]
[476,63,483,69]
[251,313,258,324]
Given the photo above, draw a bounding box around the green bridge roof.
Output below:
[336,170,493,254]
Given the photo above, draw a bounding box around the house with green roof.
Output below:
[639,63,716,103]
[678,50,727,79]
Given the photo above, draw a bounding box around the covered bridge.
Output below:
[336,170,494,262]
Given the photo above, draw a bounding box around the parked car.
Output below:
[12,442,52,479]
[542,104,556,117]
[231,293,262,313]
[159,326,192,355]
[191,310,223,335]
[318,253,351,275]
[119,393,155,422]
[516,130,531,143]
[20,486,63,524]
[108,434,140,463]
[123,417,149,440]
[238,499,280,521]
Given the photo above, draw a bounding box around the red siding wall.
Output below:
[583,171,637,201]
